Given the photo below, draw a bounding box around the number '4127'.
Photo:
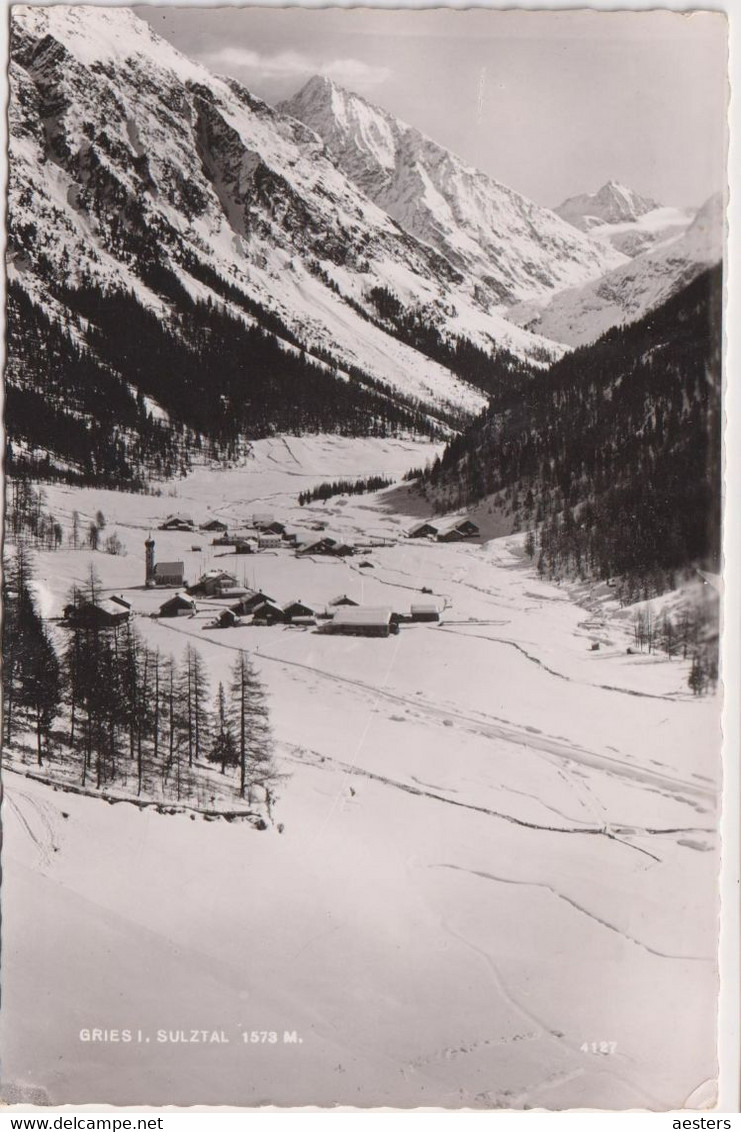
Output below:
[580,1041,617,1055]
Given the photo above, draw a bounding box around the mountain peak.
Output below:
[280,82,625,307]
[555,181,661,230]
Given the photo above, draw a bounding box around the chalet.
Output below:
[321,607,398,638]
[262,520,286,536]
[408,521,439,539]
[215,608,239,629]
[329,594,359,607]
[410,602,441,623]
[189,570,238,597]
[296,537,336,557]
[159,516,194,532]
[258,533,282,550]
[231,591,274,615]
[438,519,480,542]
[283,600,315,622]
[200,519,228,532]
[235,539,258,555]
[158,593,197,618]
[251,600,287,625]
[282,528,300,546]
[64,598,131,629]
[153,561,185,587]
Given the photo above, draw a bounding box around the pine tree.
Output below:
[208,681,237,774]
[229,651,276,803]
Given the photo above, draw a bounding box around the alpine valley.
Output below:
[2,4,726,1112]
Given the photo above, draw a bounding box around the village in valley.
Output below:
[2,3,726,1111]
[72,510,479,635]
[3,435,721,1107]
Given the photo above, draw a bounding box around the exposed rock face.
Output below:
[280,75,626,308]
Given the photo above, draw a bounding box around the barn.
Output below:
[283,600,315,621]
[231,591,275,615]
[200,518,228,532]
[159,516,194,532]
[410,602,441,622]
[64,598,131,629]
[215,608,239,629]
[251,600,287,625]
[158,594,196,618]
[321,607,398,638]
[438,519,480,542]
[408,521,439,539]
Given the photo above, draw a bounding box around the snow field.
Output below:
[2,436,721,1108]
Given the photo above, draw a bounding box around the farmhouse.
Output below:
[410,602,441,622]
[159,515,194,532]
[64,598,131,629]
[215,608,239,629]
[438,519,480,542]
[408,521,439,539]
[189,570,239,597]
[158,593,196,618]
[200,518,228,532]
[231,591,274,615]
[153,562,185,587]
[235,539,258,554]
[296,536,337,557]
[251,600,287,625]
[329,594,359,607]
[321,607,398,638]
[283,600,315,621]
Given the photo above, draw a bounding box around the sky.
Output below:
[134,5,728,210]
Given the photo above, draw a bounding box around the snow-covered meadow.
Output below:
[2,437,721,1109]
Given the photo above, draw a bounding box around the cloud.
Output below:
[201,46,389,90]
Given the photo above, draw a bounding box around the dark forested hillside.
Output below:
[5,271,449,488]
[421,266,722,595]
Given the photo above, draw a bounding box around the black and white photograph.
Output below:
[0,1,731,1112]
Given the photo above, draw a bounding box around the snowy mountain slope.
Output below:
[8,4,570,440]
[506,194,724,347]
[279,76,627,307]
[554,180,694,258]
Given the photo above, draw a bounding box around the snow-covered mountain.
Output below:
[556,180,659,229]
[279,76,626,307]
[9,4,578,438]
[506,193,724,347]
[555,180,694,258]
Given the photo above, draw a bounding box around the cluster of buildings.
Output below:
[155,581,443,638]
[407,518,480,542]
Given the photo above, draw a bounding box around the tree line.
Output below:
[421,266,722,599]
[3,553,278,813]
[298,474,395,506]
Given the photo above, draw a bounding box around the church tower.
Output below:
[145,536,156,585]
